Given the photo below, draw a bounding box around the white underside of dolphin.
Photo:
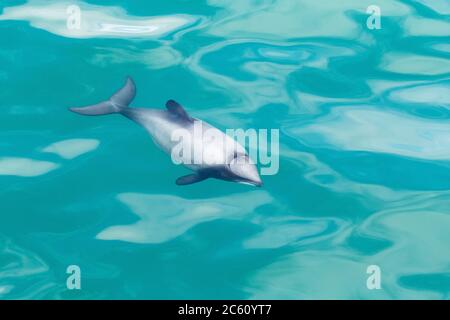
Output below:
[70,77,263,187]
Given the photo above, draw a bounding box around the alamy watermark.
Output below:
[66,265,81,290]
[171,122,279,176]
[366,5,382,30]
[66,5,82,30]
[366,265,382,290]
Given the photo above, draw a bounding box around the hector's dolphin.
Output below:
[70,77,263,187]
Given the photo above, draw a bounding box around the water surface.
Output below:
[0,0,449,299]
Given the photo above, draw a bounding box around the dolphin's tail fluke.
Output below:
[69,77,136,116]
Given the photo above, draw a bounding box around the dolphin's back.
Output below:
[122,107,188,156]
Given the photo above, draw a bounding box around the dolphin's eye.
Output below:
[232,152,248,162]
[228,152,240,167]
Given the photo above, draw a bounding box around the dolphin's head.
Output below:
[228,154,263,187]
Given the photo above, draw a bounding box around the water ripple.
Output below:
[97,191,273,244]
[0,0,449,299]
[285,106,450,160]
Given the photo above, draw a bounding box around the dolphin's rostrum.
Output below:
[70,77,263,187]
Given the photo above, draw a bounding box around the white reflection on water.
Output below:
[387,82,450,107]
[98,23,157,34]
[286,106,450,160]
[431,43,450,54]
[97,191,273,244]
[0,157,59,177]
[381,53,450,75]
[91,46,183,70]
[0,285,13,295]
[405,17,450,37]
[42,138,100,159]
[0,0,199,39]
[243,217,342,249]
[413,0,450,14]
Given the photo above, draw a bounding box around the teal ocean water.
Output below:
[1,0,449,299]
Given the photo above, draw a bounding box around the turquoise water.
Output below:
[1,0,449,299]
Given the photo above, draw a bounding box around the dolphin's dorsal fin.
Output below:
[176,173,209,185]
[166,100,192,121]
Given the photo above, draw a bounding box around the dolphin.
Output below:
[69,77,263,187]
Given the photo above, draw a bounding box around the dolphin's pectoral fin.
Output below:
[166,100,193,122]
[176,173,209,186]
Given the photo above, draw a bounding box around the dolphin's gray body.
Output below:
[70,77,262,186]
